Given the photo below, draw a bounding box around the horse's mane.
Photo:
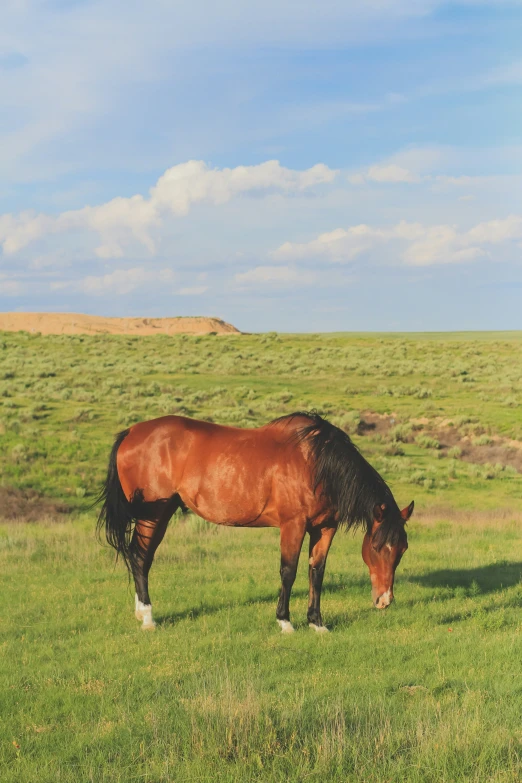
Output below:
[273,412,404,549]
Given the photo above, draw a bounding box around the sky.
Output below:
[0,0,521,332]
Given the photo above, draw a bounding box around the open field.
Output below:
[1,330,522,781]
[2,512,522,782]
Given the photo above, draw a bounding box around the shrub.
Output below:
[384,444,405,457]
[416,435,441,450]
[11,444,27,462]
[389,423,413,443]
[472,435,493,446]
[447,461,459,479]
[334,411,360,435]
[447,446,462,459]
[414,388,433,399]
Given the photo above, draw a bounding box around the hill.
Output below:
[0,312,240,336]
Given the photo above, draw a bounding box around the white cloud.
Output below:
[486,59,522,85]
[0,211,56,255]
[348,145,463,187]
[347,146,522,192]
[0,274,23,296]
[234,265,316,287]
[0,159,337,258]
[51,267,176,296]
[347,147,446,186]
[273,225,388,262]
[178,286,209,295]
[150,160,336,216]
[366,164,421,183]
[272,215,522,267]
[347,173,366,185]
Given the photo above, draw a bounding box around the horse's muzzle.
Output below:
[374,590,393,610]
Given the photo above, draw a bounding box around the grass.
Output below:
[2,512,522,782]
[1,329,522,781]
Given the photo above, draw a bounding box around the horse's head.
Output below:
[361,500,414,609]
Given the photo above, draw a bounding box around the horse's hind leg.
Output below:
[276,521,306,633]
[131,515,170,630]
[307,525,336,633]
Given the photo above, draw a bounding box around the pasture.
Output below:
[1,330,522,781]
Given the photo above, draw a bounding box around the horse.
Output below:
[97,411,414,633]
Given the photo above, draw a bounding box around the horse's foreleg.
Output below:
[276,521,306,633]
[130,518,169,630]
[307,525,336,632]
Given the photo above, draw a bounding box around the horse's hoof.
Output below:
[141,620,156,631]
[135,596,154,626]
[277,620,295,634]
[309,623,329,633]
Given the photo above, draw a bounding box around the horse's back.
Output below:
[116,413,315,526]
[123,413,308,452]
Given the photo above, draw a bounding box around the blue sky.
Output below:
[0,0,521,332]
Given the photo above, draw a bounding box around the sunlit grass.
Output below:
[1,512,522,782]
[1,329,522,780]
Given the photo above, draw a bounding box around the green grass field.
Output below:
[1,330,522,781]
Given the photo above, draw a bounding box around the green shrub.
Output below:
[447,446,462,459]
[384,444,405,456]
[416,435,441,450]
[333,410,360,434]
[472,435,493,446]
[389,423,413,443]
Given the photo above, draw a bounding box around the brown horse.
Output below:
[97,412,413,632]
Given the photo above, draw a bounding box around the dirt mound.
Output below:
[435,431,522,473]
[0,312,241,337]
[357,411,397,435]
[0,486,71,522]
[356,410,522,473]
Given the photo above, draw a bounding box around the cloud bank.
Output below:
[0,160,337,258]
[273,216,522,267]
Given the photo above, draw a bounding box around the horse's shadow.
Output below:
[408,561,522,596]
[155,565,522,628]
[155,580,363,628]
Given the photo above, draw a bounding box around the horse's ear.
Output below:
[401,501,414,521]
[374,503,386,523]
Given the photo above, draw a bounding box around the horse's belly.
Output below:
[180,488,279,529]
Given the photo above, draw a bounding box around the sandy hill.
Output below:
[0,312,240,336]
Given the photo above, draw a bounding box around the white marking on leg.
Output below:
[309,623,329,633]
[135,593,156,630]
[277,619,295,634]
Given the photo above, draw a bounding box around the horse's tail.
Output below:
[96,428,135,570]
